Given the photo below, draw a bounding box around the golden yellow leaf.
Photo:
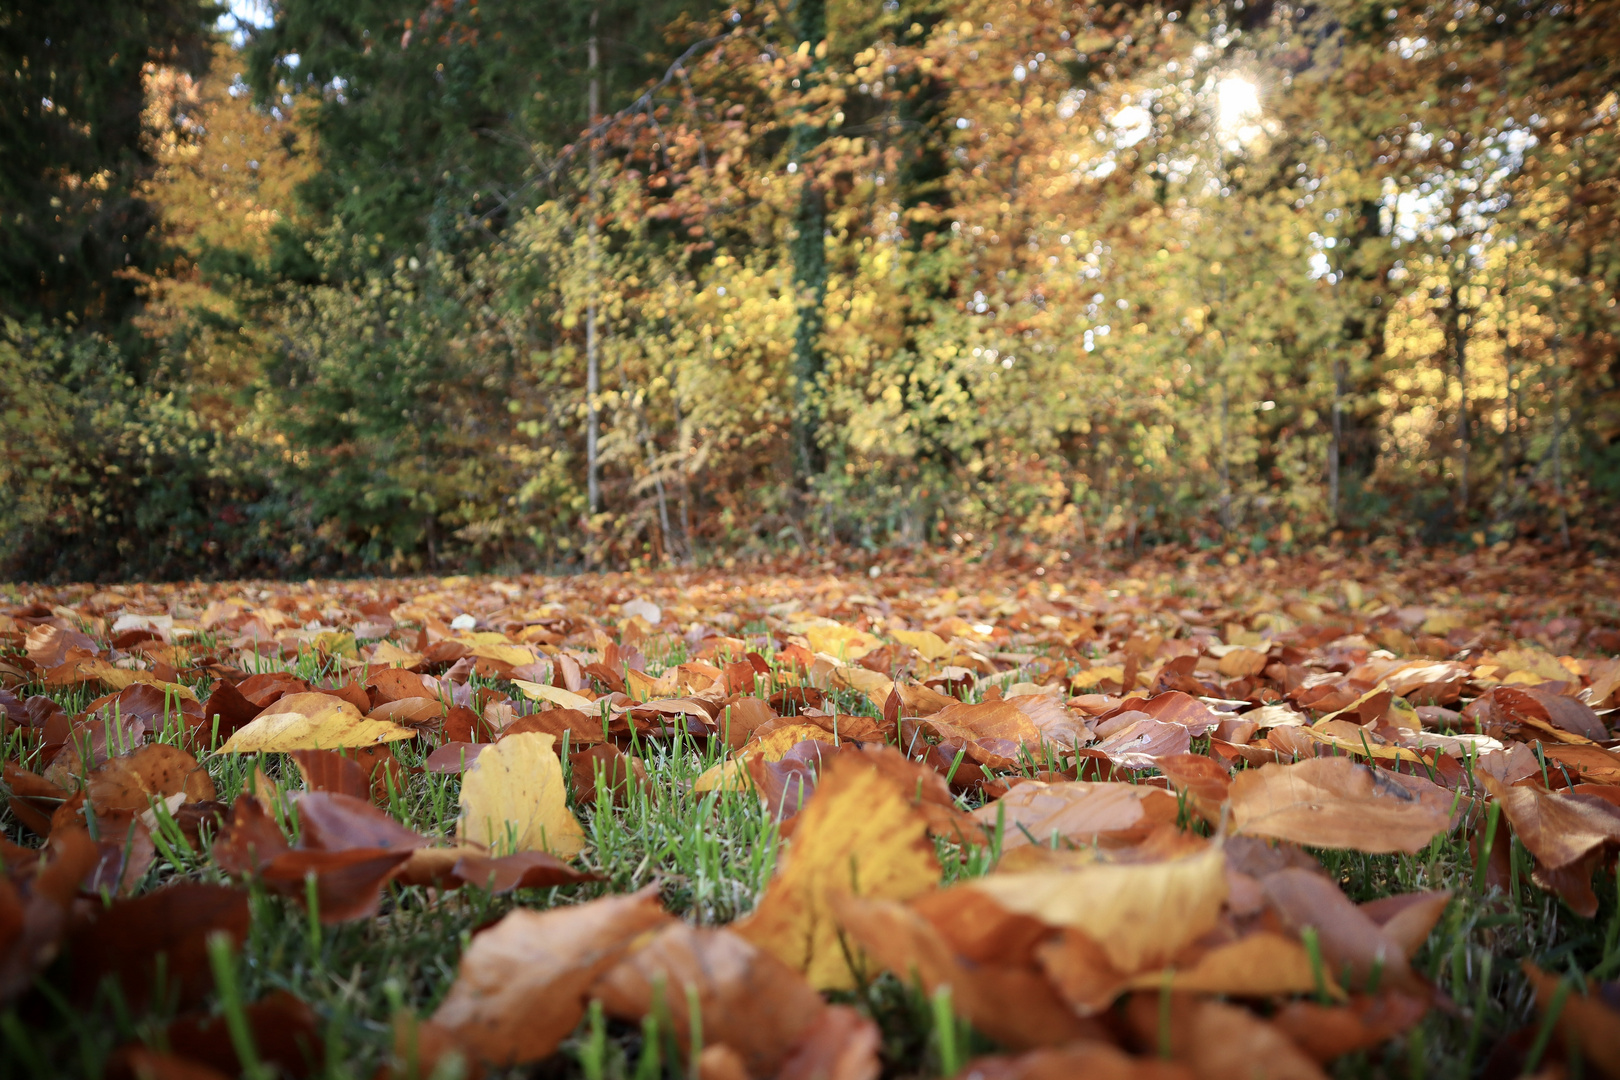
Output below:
[734,756,941,989]
[219,692,415,753]
[1070,665,1124,690]
[693,757,752,792]
[970,843,1227,973]
[49,657,199,701]
[805,624,881,661]
[458,731,585,858]
[746,722,842,761]
[367,641,425,669]
[468,642,539,667]
[892,629,951,661]
[512,680,595,712]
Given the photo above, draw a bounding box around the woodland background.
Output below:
[2,0,1617,580]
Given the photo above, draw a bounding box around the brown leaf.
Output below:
[1269,994,1429,1063]
[570,744,650,807]
[107,990,324,1080]
[1259,868,1418,993]
[920,698,1047,769]
[87,743,215,817]
[200,679,263,741]
[431,886,671,1065]
[210,795,291,875]
[1229,757,1456,854]
[1485,776,1620,874]
[293,791,429,853]
[290,749,372,801]
[593,922,826,1077]
[431,849,599,893]
[68,882,250,1008]
[974,780,1180,851]
[260,847,414,922]
[829,892,1103,1050]
[960,1041,1193,1080]
[1494,686,1608,742]
[1124,995,1328,1080]
[0,828,99,1004]
[777,1004,883,1080]
[1521,961,1620,1078]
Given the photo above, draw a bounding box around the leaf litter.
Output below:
[0,547,1618,1076]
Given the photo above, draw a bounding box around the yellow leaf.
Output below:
[469,642,539,667]
[1070,665,1124,690]
[311,630,358,658]
[219,692,415,753]
[970,844,1227,973]
[805,624,881,660]
[745,722,841,761]
[694,757,753,792]
[892,629,951,661]
[734,756,940,989]
[367,642,425,669]
[512,680,595,712]
[825,664,893,713]
[51,657,199,701]
[458,731,585,858]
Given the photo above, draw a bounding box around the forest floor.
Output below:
[2,543,1619,1079]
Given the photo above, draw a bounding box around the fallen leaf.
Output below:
[593,922,826,1077]
[1521,961,1620,1078]
[432,886,671,1065]
[970,842,1227,972]
[829,892,1102,1050]
[1483,777,1620,916]
[975,780,1180,851]
[107,990,324,1080]
[511,680,596,712]
[959,1041,1193,1080]
[458,731,585,857]
[570,744,650,807]
[734,755,940,989]
[1125,995,1329,1080]
[219,692,415,752]
[1259,868,1418,993]
[68,882,251,1008]
[1229,757,1455,854]
[921,698,1047,769]
[777,1004,883,1080]
[1269,994,1429,1062]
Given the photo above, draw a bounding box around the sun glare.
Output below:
[1216,75,1262,132]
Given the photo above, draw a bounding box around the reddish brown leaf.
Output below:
[68,882,250,1008]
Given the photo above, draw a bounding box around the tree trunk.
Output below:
[1329,357,1344,525]
[789,0,827,492]
[585,7,602,516]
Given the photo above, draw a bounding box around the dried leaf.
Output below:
[970,842,1227,972]
[1229,757,1455,854]
[734,755,940,989]
[432,887,671,1065]
[219,692,415,752]
[593,922,826,1077]
[457,731,585,857]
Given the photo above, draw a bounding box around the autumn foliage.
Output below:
[5,0,1620,577]
[2,546,1619,1075]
